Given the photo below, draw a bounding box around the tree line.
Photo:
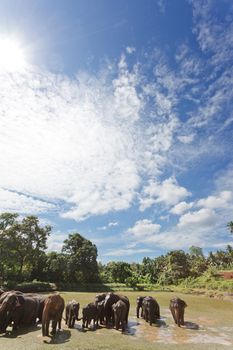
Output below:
[0,213,232,287]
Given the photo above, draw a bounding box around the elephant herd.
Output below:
[136,295,187,327]
[0,289,187,338]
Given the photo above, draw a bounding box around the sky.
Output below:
[0,0,232,263]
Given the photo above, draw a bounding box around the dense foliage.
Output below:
[0,213,232,288]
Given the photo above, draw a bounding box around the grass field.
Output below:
[0,291,232,350]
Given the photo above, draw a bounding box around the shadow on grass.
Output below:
[0,324,40,338]
[76,324,100,333]
[43,329,71,344]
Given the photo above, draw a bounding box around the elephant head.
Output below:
[0,292,25,332]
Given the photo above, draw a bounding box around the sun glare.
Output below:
[0,36,27,72]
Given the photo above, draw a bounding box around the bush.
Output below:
[4,281,56,293]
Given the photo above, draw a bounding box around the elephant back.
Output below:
[170,297,187,309]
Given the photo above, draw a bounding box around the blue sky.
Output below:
[0,0,232,263]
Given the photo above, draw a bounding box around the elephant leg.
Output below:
[121,319,126,332]
[136,306,140,318]
[71,317,75,328]
[115,318,119,330]
[45,320,50,336]
[51,319,57,335]
[170,307,177,324]
[149,311,153,326]
[65,312,68,325]
[175,309,180,327]
[125,308,129,324]
[145,309,149,322]
[12,314,20,331]
[180,308,185,326]
[58,316,62,329]
[68,314,72,328]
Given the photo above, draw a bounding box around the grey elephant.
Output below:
[169,297,187,327]
[142,296,160,326]
[104,292,130,326]
[65,299,80,328]
[82,302,98,329]
[42,294,65,336]
[0,291,39,332]
[136,296,146,318]
[112,300,127,332]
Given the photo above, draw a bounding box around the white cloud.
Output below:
[177,134,195,144]
[46,231,68,252]
[170,201,193,215]
[97,221,119,230]
[0,51,188,222]
[196,191,233,210]
[126,46,135,54]
[178,208,217,229]
[0,63,144,221]
[108,221,119,227]
[0,188,55,214]
[127,219,161,240]
[140,177,191,211]
[103,247,153,257]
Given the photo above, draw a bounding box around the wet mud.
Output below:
[125,308,233,347]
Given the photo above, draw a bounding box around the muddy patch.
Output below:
[128,310,233,346]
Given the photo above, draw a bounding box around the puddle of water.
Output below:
[127,312,233,346]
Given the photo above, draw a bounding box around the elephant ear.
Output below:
[15,295,25,307]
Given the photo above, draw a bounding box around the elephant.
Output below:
[142,296,160,326]
[169,297,187,327]
[136,296,146,318]
[65,300,80,328]
[112,300,127,332]
[96,300,105,326]
[82,302,98,329]
[104,293,130,326]
[0,291,39,332]
[24,293,47,323]
[42,294,65,337]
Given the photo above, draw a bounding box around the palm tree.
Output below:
[227,221,233,233]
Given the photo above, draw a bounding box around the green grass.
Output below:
[0,291,232,350]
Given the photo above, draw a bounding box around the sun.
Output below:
[0,36,27,72]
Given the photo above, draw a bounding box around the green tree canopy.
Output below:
[0,212,51,281]
[62,233,99,284]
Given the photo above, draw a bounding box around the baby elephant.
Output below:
[169,297,187,327]
[65,300,80,328]
[112,300,127,332]
[82,302,98,329]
